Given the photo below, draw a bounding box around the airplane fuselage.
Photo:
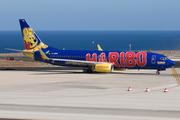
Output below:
[34,46,174,70]
[6,19,174,73]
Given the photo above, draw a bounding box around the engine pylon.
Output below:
[145,88,150,92]
[128,87,132,91]
[164,88,168,93]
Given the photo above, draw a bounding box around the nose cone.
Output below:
[168,60,175,67]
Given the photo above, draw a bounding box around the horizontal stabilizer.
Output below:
[5,48,34,53]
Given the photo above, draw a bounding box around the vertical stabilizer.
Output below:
[19,19,48,51]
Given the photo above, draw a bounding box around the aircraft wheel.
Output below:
[83,69,93,73]
[156,70,160,75]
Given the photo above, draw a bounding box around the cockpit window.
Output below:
[160,57,168,60]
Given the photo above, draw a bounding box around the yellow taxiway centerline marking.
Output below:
[171,66,180,87]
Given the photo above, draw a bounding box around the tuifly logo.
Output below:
[46,50,50,54]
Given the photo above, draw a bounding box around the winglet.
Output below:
[38,48,49,60]
[97,44,103,51]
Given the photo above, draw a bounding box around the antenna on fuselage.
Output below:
[129,44,131,51]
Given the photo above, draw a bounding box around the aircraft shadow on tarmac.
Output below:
[0,67,174,76]
[26,70,172,76]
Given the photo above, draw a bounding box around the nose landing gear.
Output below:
[156,69,166,75]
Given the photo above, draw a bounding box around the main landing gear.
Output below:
[156,70,160,75]
[83,69,93,73]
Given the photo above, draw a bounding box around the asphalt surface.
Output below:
[0,66,84,71]
[0,104,180,118]
[0,68,179,120]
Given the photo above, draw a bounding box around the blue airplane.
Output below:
[6,19,175,74]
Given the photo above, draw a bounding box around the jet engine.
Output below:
[95,63,113,72]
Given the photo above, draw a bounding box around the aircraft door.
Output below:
[151,55,156,64]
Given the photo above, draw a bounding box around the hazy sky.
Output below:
[1,0,180,30]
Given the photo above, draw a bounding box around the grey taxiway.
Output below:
[0,68,180,120]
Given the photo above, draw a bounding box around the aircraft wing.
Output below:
[51,58,109,66]
[52,58,97,66]
[97,44,103,51]
[51,44,104,66]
